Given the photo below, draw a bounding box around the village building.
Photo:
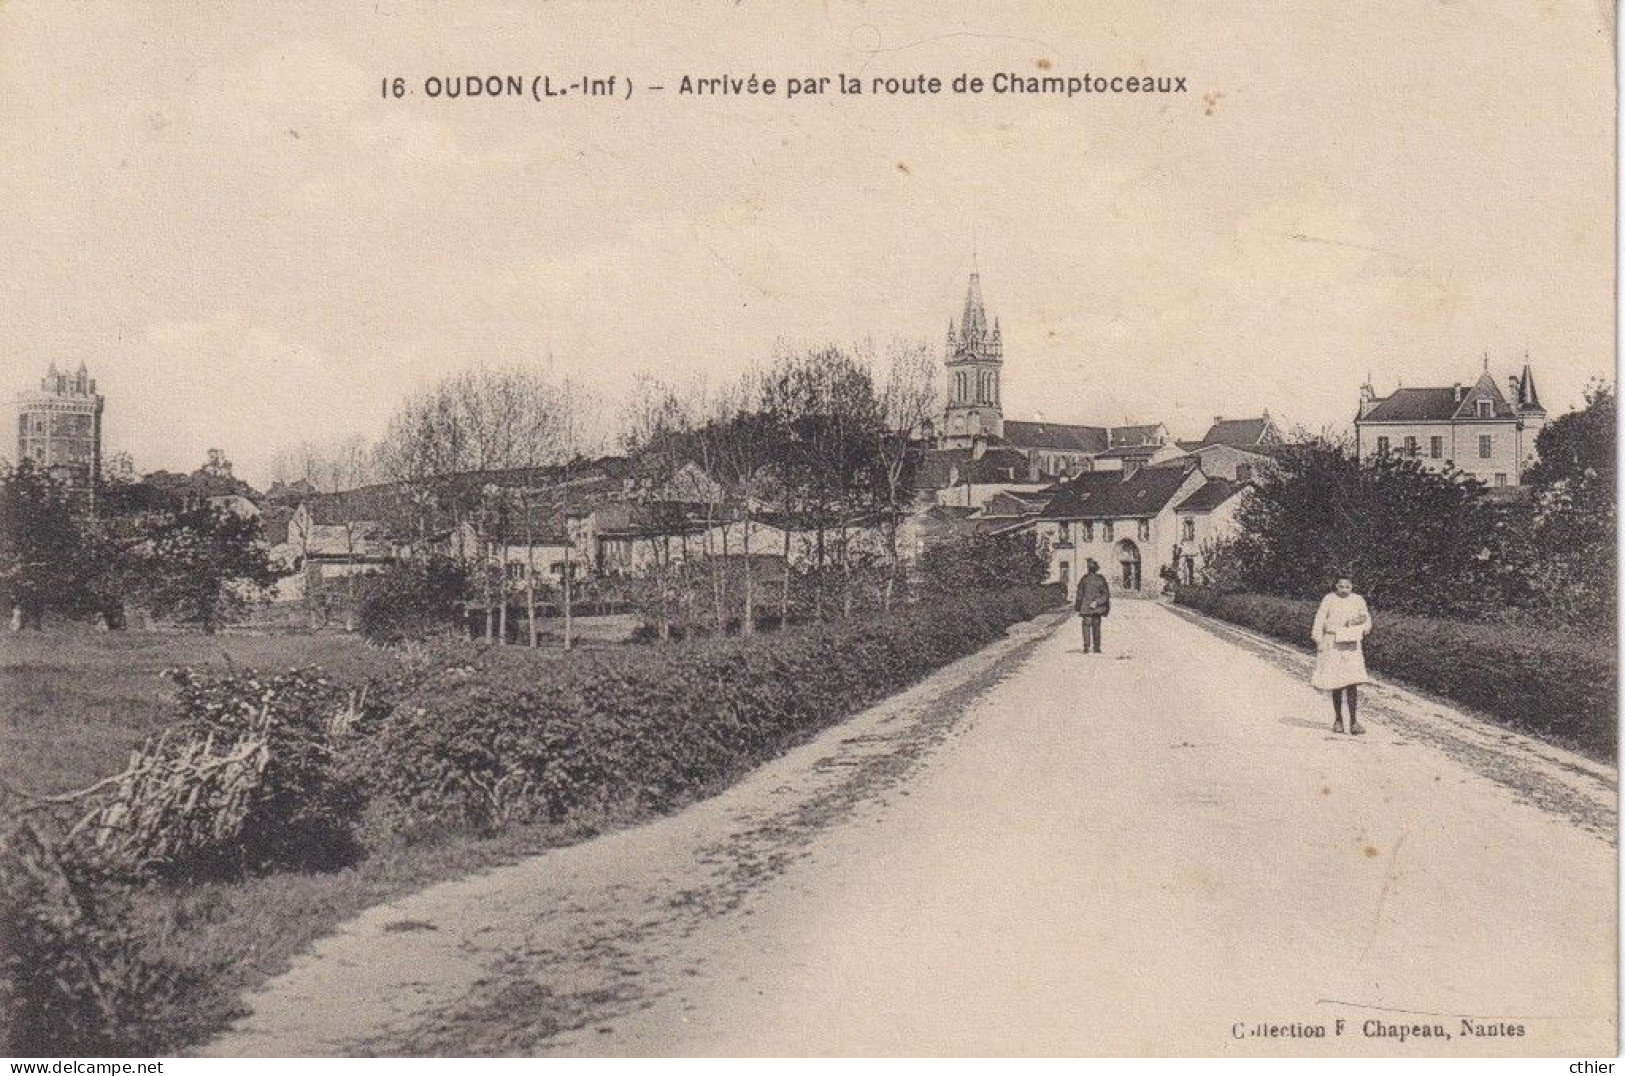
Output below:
[1354,362,1546,486]
[993,457,1209,596]
[1181,442,1278,484]
[1178,414,1283,452]
[1171,476,1250,585]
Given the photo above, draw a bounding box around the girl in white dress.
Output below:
[1310,577,1371,734]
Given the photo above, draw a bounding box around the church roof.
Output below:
[1001,420,1109,453]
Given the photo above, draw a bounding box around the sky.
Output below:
[1,1,1614,486]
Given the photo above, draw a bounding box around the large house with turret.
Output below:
[1354,362,1546,487]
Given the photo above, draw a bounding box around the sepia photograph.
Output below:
[0,0,1617,1061]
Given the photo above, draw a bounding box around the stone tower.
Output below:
[14,361,104,508]
[941,270,1004,447]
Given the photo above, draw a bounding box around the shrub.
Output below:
[356,557,469,644]
[918,532,1050,596]
[129,667,374,878]
[1173,585,1616,760]
[372,586,1059,834]
[0,822,200,1056]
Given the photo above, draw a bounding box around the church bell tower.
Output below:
[941,269,1004,447]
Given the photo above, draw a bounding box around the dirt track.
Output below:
[203,602,1616,1056]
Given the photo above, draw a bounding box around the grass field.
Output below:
[0,615,679,1054]
[0,626,400,796]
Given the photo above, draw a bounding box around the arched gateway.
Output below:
[1115,539,1142,592]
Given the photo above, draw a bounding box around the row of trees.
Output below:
[617,340,939,638]
[1,458,278,633]
[305,342,941,645]
[4,337,946,641]
[1202,382,1615,630]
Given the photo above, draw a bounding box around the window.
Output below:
[1080,522,1094,542]
[1138,520,1151,541]
[1430,436,1443,459]
[1403,436,1418,457]
[1376,436,1390,457]
[1479,435,1492,459]
[1476,399,1493,418]
[1494,473,1507,487]
[506,562,526,581]
[1102,521,1115,542]
[1181,518,1196,542]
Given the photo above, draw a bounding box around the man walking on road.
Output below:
[1075,558,1111,654]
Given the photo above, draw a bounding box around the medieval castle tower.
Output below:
[14,362,104,503]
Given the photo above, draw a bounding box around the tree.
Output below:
[129,503,279,634]
[619,376,698,641]
[0,462,86,630]
[1519,381,1615,628]
[918,531,1048,596]
[759,347,889,621]
[1220,441,1508,616]
[375,365,571,641]
[871,339,939,609]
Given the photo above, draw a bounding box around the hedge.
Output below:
[371,585,1062,832]
[1173,586,1617,761]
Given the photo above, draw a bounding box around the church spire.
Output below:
[961,270,988,338]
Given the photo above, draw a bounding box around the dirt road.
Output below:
[204,601,1616,1056]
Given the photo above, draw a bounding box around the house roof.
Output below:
[1001,420,1110,453]
[1108,423,1166,447]
[912,446,1035,488]
[259,505,294,546]
[1361,370,1528,423]
[1040,460,1199,521]
[979,491,1049,518]
[1174,477,1243,513]
[1198,416,1275,448]
[962,447,1036,484]
[913,449,970,490]
[1094,444,1164,460]
[1361,387,1462,422]
[303,521,393,559]
[1514,363,1543,412]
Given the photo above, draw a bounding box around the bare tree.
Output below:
[872,338,940,609]
[619,375,699,641]
[375,365,570,642]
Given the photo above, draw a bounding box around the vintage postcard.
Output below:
[0,0,1616,1061]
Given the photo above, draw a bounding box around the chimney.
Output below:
[1358,382,1378,418]
[1453,383,1464,403]
[1507,375,1520,400]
